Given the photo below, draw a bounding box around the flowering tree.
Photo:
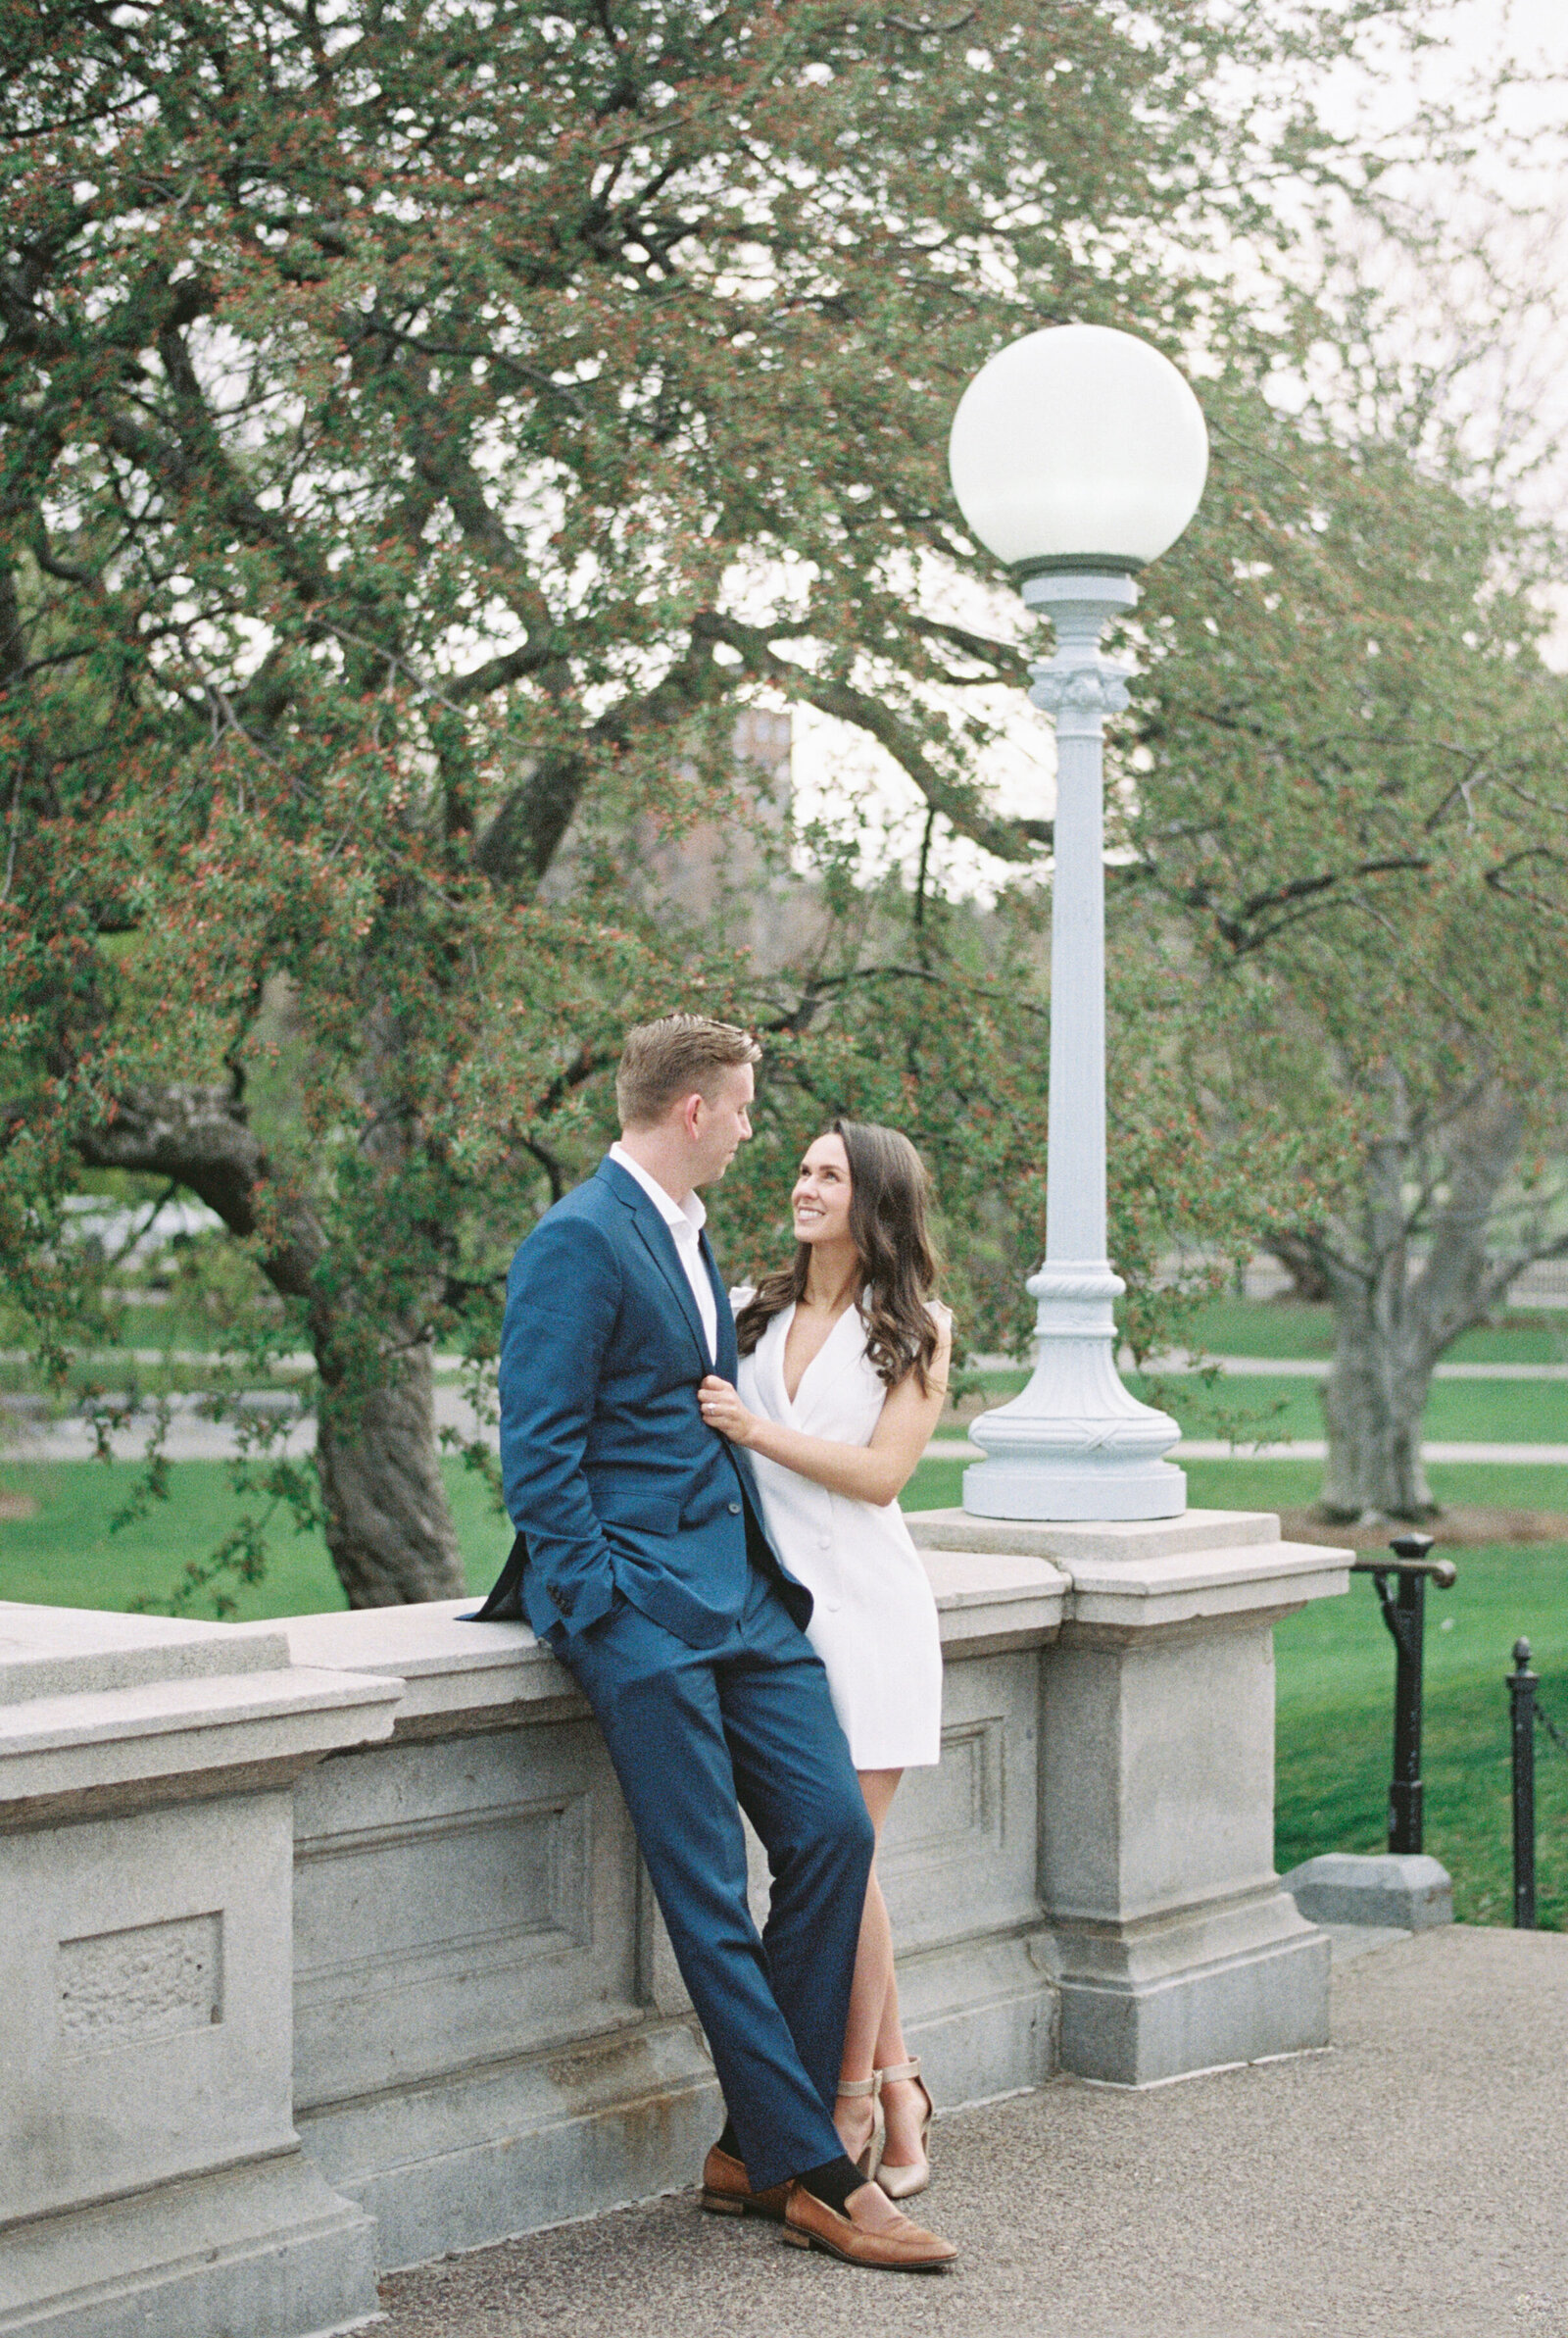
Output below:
[1,0,1430,1599]
[1124,378,1568,1520]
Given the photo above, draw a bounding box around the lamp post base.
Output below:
[963,1454,1186,1522]
[962,1260,1186,1522]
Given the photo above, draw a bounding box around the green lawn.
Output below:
[908,1454,1568,1520]
[0,1456,511,1618]
[962,1299,1565,1369]
[1175,1298,1567,1367]
[1125,1371,1568,1448]
[970,1353,1566,1449]
[4,1448,1563,1931]
[1274,1543,1568,1929]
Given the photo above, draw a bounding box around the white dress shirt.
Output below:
[608,1143,717,1364]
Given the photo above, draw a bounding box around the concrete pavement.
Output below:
[376,1925,1568,2338]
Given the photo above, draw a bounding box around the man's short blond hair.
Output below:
[615,1015,761,1129]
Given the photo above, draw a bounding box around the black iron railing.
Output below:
[1508,1638,1568,1930]
[1349,1532,1456,1857]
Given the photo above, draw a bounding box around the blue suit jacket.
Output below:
[473,1157,811,1649]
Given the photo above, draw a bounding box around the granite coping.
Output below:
[0,1599,291,1703]
[1062,1541,1351,1630]
[906,1507,1285,1563]
[0,1665,403,1759]
[236,1547,1077,1709]
[230,1517,1347,1704]
[908,1511,1350,1634]
[0,1599,403,1810]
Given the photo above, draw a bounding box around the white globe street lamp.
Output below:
[949,323,1209,1520]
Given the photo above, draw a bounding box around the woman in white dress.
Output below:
[698,1119,951,2200]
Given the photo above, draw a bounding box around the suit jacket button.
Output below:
[727,1500,742,1515]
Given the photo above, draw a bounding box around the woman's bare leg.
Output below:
[832,1768,903,2164]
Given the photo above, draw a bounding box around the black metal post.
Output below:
[1509,1637,1538,1930]
[1387,1559,1428,1854]
[1349,1531,1455,1861]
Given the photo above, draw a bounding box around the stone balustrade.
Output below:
[0,1509,1348,2337]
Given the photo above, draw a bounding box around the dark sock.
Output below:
[716,2118,740,2160]
[796,2155,865,2214]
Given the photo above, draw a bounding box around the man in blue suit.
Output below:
[473,1017,955,2271]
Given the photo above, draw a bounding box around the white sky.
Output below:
[790,0,1568,900]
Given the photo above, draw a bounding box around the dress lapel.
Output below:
[770,1302,799,1421]
[786,1302,859,1428]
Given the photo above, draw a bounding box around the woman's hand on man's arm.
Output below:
[697,1314,952,1507]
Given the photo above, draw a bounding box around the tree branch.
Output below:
[697,614,1048,862]
[74,1084,324,1298]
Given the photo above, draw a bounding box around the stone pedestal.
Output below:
[0,1602,400,2338]
[907,1509,1351,2086]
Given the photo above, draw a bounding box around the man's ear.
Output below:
[678,1089,705,1139]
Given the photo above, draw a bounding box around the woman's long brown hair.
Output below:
[735,1119,943,1393]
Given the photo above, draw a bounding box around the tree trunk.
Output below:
[1304,1070,1536,1523]
[1310,1108,1433,1520]
[76,1081,467,1606]
[315,1331,467,1607]
[1316,1283,1438,1522]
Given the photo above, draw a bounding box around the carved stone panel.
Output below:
[0,1792,296,2227]
[298,1796,586,1971]
[886,1716,1004,1865]
[878,1648,1041,1948]
[58,1912,222,2053]
[292,1720,640,2109]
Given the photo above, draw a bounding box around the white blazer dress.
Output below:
[733,1293,944,1769]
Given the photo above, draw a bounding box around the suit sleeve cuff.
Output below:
[563,1572,617,1637]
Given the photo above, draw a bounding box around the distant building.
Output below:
[627,707,819,968]
[539,705,821,968]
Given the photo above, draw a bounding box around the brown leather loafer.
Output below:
[699,2142,788,2221]
[780,2180,956,2270]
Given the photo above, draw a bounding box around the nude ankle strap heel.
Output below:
[834,2074,885,2182]
[874,2058,933,2201]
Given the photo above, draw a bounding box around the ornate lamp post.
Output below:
[948,324,1209,1520]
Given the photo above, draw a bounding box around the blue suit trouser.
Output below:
[557,1564,875,2191]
